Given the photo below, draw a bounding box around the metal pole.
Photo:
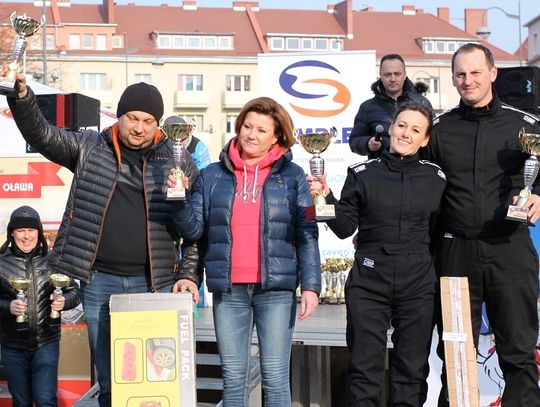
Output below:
[518,0,523,66]
[42,0,47,84]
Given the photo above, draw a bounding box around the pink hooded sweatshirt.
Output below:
[228,138,283,283]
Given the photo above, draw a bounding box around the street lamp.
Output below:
[123,33,164,87]
[476,1,523,66]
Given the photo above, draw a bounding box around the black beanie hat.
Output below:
[116,82,164,123]
[1,205,48,255]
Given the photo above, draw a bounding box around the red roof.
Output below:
[0,1,518,62]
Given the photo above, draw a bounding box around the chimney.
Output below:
[233,2,259,12]
[437,7,449,23]
[104,0,115,23]
[402,5,416,16]
[182,0,197,10]
[335,0,353,39]
[464,8,487,38]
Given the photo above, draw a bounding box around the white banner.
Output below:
[258,51,376,260]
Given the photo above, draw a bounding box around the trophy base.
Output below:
[306,204,335,222]
[166,187,186,201]
[0,76,17,97]
[506,205,530,223]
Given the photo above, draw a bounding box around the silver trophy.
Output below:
[49,273,71,319]
[163,118,195,200]
[297,127,337,221]
[506,128,540,223]
[0,12,45,96]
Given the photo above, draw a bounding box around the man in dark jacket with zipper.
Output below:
[6,75,201,407]
[349,53,432,158]
[427,43,540,406]
[0,205,80,407]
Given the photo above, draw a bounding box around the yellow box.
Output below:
[440,277,479,407]
[110,293,196,407]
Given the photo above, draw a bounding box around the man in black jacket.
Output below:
[349,53,432,158]
[427,43,540,406]
[6,75,200,407]
[0,205,80,407]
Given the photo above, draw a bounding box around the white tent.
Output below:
[0,80,117,158]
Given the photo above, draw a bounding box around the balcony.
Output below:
[222,90,256,109]
[174,90,211,108]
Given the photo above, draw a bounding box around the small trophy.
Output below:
[49,273,71,320]
[163,118,195,200]
[0,12,45,96]
[9,276,32,324]
[506,128,540,223]
[297,127,337,221]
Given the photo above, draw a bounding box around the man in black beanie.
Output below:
[5,75,201,407]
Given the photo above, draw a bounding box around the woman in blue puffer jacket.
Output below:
[175,97,321,407]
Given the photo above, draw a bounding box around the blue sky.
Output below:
[49,1,540,54]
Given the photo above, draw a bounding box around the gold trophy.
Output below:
[297,127,337,221]
[9,276,32,323]
[163,118,196,200]
[0,12,45,96]
[506,128,540,223]
[49,273,71,319]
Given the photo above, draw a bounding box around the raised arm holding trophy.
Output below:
[0,12,45,96]
[297,127,337,221]
[163,117,196,200]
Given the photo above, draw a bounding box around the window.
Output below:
[135,74,151,84]
[330,38,341,51]
[269,37,284,50]
[96,34,107,51]
[158,35,171,48]
[314,38,328,51]
[226,75,250,92]
[80,73,107,91]
[435,41,445,53]
[286,37,300,50]
[302,38,313,50]
[219,36,232,49]
[203,36,217,49]
[83,34,93,49]
[69,34,81,50]
[447,41,457,53]
[226,115,237,134]
[187,36,201,49]
[29,34,54,50]
[112,35,123,49]
[173,36,185,48]
[178,74,203,91]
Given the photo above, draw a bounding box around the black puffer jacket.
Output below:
[7,88,200,289]
[0,247,80,351]
[349,78,432,158]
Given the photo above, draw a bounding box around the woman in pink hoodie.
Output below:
[176,97,321,407]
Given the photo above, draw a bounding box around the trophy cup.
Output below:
[297,127,337,221]
[163,118,195,201]
[506,128,540,223]
[0,12,45,96]
[49,273,71,320]
[9,276,32,324]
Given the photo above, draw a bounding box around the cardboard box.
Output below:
[110,293,196,407]
[440,277,479,407]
